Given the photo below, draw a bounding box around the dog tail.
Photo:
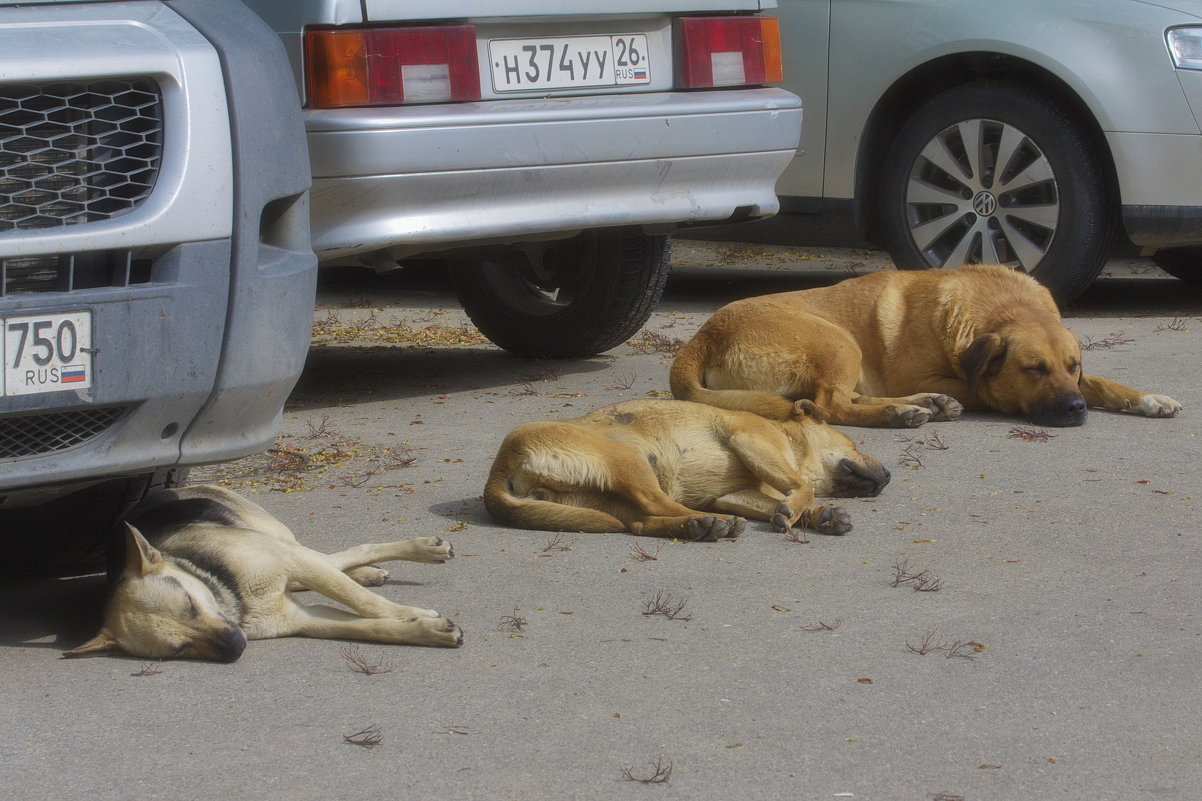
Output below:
[483,445,626,533]
[670,331,798,421]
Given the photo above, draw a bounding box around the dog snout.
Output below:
[839,458,891,497]
[212,626,247,663]
[1029,393,1088,427]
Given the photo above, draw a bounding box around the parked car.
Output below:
[701,0,1202,303]
[0,0,317,571]
[243,0,802,358]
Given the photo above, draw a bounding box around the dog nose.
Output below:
[1031,394,1088,427]
[214,626,247,663]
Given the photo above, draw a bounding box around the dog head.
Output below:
[958,319,1087,427]
[788,400,891,497]
[63,524,247,662]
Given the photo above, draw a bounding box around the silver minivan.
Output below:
[0,0,316,571]
[245,0,802,357]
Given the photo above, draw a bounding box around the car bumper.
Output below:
[304,88,802,263]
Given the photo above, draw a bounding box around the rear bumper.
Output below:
[305,88,802,262]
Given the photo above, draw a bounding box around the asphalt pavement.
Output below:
[2,244,1199,801]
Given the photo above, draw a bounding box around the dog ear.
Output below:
[62,631,122,658]
[123,523,163,577]
[959,333,1009,391]
[791,399,830,423]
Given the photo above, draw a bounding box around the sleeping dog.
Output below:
[671,264,1181,427]
[64,485,462,661]
[485,398,890,539]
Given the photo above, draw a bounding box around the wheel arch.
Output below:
[852,53,1120,247]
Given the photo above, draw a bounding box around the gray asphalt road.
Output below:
[2,245,1199,801]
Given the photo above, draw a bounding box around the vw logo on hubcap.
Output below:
[973,191,997,217]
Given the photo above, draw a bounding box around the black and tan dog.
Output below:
[671,264,1181,428]
[63,485,462,661]
[484,398,889,539]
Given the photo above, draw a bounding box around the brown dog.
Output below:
[670,265,1181,427]
[484,398,889,539]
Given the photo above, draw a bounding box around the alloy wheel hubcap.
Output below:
[903,118,1059,271]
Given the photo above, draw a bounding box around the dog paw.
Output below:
[1136,394,1182,417]
[412,536,454,563]
[922,394,963,421]
[803,505,852,536]
[771,499,799,532]
[888,405,931,428]
[416,616,464,648]
[347,565,389,586]
[685,515,744,542]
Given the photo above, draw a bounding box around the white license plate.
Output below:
[489,34,651,92]
[2,311,93,397]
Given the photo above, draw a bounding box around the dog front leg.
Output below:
[282,600,463,648]
[1079,374,1181,417]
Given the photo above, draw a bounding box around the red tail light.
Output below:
[677,16,783,89]
[305,25,481,108]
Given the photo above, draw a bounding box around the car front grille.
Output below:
[0,406,126,459]
[1,250,152,296]
[0,78,163,233]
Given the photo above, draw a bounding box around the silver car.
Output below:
[245,0,802,357]
[753,0,1202,302]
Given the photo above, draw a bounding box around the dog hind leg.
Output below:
[284,548,445,621]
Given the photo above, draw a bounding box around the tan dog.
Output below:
[64,485,462,661]
[484,398,889,539]
[670,264,1181,428]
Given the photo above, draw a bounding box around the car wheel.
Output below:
[451,228,670,358]
[0,468,189,578]
[879,81,1112,304]
[1151,247,1202,284]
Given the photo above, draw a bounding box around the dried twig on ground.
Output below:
[130,663,164,677]
[498,608,528,633]
[642,590,692,621]
[890,558,944,591]
[800,620,841,632]
[630,542,664,561]
[541,533,572,553]
[621,757,673,784]
[1079,331,1133,350]
[1007,426,1056,443]
[340,645,395,675]
[343,725,383,748]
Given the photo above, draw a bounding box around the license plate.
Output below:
[489,34,651,92]
[2,311,93,396]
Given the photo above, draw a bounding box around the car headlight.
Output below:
[1167,27,1202,71]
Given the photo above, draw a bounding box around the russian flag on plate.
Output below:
[61,365,87,383]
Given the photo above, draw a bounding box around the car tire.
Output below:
[1151,247,1202,284]
[879,80,1112,304]
[451,228,670,358]
[0,468,189,578]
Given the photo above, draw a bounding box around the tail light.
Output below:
[677,16,783,89]
[305,25,481,108]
